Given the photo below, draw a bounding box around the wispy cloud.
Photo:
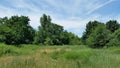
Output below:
[87,0,115,14]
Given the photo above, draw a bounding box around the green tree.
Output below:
[35,14,64,45]
[86,24,110,48]
[1,16,35,45]
[82,21,102,45]
[106,20,120,33]
[34,14,81,45]
[67,32,81,45]
[0,17,10,43]
[107,28,120,46]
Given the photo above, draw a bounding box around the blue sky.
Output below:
[0,0,120,37]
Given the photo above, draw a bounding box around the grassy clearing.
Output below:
[0,44,120,68]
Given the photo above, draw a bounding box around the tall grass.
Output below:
[0,44,120,68]
[0,44,41,56]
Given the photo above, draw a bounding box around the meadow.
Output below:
[0,44,120,68]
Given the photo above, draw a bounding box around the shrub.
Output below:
[0,44,16,56]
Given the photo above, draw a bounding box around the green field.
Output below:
[0,44,120,68]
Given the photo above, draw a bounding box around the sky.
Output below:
[0,0,120,37]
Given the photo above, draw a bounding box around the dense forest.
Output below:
[0,14,120,48]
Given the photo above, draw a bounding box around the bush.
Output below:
[0,44,17,56]
[0,44,37,56]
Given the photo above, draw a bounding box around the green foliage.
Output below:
[35,14,63,45]
[82,20,120,48]
[82,21,102,45]
[44,37,53,45]
[0,16,35,45]
[66,32,81,45]
[0,44,20,56]
[0,14,81,45]
[63,51,92,60]
[86,24,110,48]
[0,34,5,43]
[1,14,120,47]
[0,17,10,43]
[0,44,41,56]
[35,14,80,45]
[106,20,120,33]
[107,28,120,46]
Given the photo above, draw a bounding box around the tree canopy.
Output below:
[34,14,80,45]
[81,21,102,45]
[86,24,110,48]
[0,14,120,48]
[0,16,35,45]
[106,20,120,33]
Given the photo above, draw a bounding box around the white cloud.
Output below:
[28,14,41,29]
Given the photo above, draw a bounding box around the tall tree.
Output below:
[86,24,110,48]
[1,16,35,45]
[34,14,64,45]
[82,21,102,45]
[106,20,120,33]
[34,14,81,45]
[107,28,120,46]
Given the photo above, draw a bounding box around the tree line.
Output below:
[0,14,120,48]
[0,14,80,45]
[82,20,120,48]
